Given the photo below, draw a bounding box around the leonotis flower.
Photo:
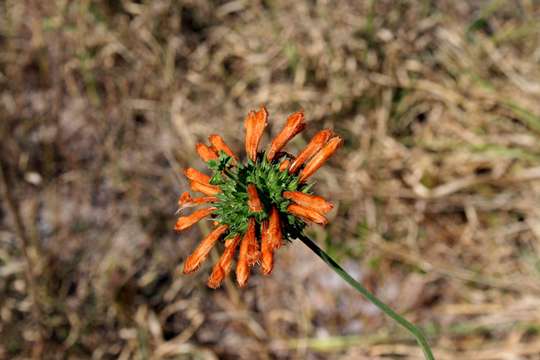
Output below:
[175,105,342,288]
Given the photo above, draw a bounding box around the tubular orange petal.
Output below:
[244,106,268,161]
[196,143,218,162]
[289,129,333,173]
[236,237,250,286]
[287,204,328,225]
[260,220,273,275]
[209,134,238,161]
[298,136,343,182]
[247,184,263,212]
[178,192,218,208]
[184,168,211,184]
[183,225,228,274]
[236,218,259,287]
[207,235,241,288]
[279,158,291,172]
[283,191,333,214]
[175,207,217,231]
[268,206,282,250]
[246,220,260,266]
[267,111,306,161]
[190,180,220,196]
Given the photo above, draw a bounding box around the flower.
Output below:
[175,105,343,288]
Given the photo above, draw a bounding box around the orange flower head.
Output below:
[175,106,341,288]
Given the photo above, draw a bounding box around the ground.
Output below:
[1,0,540,359]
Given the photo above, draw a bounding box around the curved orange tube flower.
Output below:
[196,143,219,162]
[298,136,343,182]
[184,168,211,184]
[267,111,306,161]
[283,191,333,214]
[289,129,333,173]
[287,204,328,226]
[247,184,263,213]
[175,207,217,231]
[244,106,268,161]
[209,134,238,161]
[236,218,259,287]
[207,235,241,288]
[178,191,218,208]
[183,225,228,274]
[190,180,220,196]
[267,206,282,250]
[260,206,283,275]
[260,220,273,275]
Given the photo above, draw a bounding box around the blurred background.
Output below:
[1,1,540,359]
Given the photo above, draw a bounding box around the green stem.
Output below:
[298,233,435,360]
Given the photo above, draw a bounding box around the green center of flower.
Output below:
[207,151,312,239]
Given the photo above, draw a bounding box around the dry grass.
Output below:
[1,0,540,359]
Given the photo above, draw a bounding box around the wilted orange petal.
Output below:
[196,143,218,162]
[207,235,241,288]
[289,129,333,173]
[260,220,273,275]
[209,134,238,161]
[184,168,211,184]
[183,225,228,274]
[298,136,343,182]
[178,191,218,208]
[268,206,282,250]
[244,106,268,161]
[175,207,217,231]
[236,218,259,287]
[247,184,263,212]
[287,203,328,225]
[267,111,306,161]
[283,191,333,214]
[190,180,220,196]
[279,158,291,172]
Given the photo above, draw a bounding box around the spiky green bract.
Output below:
[207,151,311,240]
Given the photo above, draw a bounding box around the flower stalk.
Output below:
[297,232,436,360]
[175,105,436,358]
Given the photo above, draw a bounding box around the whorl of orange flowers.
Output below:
[175,106,343,288]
